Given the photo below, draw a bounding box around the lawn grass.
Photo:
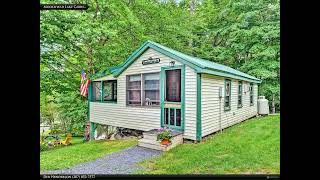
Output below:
[136,115,280,174]
[40,138,138,171]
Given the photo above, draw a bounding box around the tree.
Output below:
[40,0,280,133]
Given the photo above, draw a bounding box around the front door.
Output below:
[160,65,185,131]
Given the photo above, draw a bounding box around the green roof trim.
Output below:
[110,40,261,83]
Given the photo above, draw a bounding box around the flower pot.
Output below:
[161,139,170,145]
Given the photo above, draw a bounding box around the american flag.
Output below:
[80,69,90,97]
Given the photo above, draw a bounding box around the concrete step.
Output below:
[143,134,158,141]
[143,131,157,136]
[138,138,160,145]
[138,139,166,151]
[138,141,165,151]
[138,132,184,151]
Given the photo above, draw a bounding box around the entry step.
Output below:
[138,129,183,151]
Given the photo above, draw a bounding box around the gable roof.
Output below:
[108,40,261,83]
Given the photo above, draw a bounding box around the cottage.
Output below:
[88,41,261,142]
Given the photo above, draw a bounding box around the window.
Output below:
[224,79,231,111]
[92,81,102,101]
[164,108,169,125]
[176,109,181,126]
[250,83,254,106]
[127,72,160,106]
[143,73,160,106]
[103,80,117,102]
[127,74,141,105]
[238,81,242,108]
[91,80,117,103]
[165,69,181,102]
[164,108,181,127]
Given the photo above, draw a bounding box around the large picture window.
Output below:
[103,80,117,102]
[224,79,231,111]
[127,73,160,107]
[238,81,242,108]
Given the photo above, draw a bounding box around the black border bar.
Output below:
[40,4,88,10]
[40,174,280,179]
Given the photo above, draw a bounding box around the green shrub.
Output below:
[50,128,64,134]
[72,128,84,137]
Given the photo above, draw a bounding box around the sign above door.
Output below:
[142,57,160,65]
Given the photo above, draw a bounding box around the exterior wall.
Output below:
[90,48,198,140]
[201,74,258,137]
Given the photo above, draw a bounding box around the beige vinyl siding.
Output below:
[201,74,258,137]
[90,103,159,130]
[90,48,198,140]
[184,65,197,140]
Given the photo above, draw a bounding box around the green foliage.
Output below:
[49,129,64,135]
[40,92,59,126]
[56,91,88,136]
[40,0,280,133]
[196,0,280,110]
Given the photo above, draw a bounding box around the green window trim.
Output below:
[238,81,243,108]
[160,65,185,132]
[196,73,202,141]
[90,122,96,140]
[250,83,254,106]
[224,79,231,111]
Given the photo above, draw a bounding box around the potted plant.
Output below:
[156,127,173,145]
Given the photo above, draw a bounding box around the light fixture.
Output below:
[169,61,175,66]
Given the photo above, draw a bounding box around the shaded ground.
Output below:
[41,146,161,174]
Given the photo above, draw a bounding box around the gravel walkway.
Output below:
[41,146,162,174]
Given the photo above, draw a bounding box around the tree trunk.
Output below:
[272,94,276,114]
[87,45,95,74]
[189,0,195,55]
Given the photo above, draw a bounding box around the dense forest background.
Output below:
[40,0,280,135]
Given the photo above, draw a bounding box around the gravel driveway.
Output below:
[41,146,162,174]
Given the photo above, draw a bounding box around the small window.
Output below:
[127,75,141,105]
[164,108,168,125]
[103,80,117,102]
[238,81,242,108]
[170,109,175,125]
[224,79,231,111]
[92,81,101,102]
[250,83,254,106]
[176,109,181,127]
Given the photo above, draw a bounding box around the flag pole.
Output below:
[80,69,91,141]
